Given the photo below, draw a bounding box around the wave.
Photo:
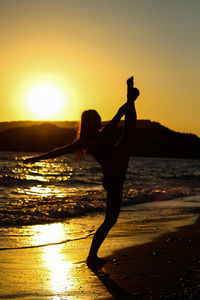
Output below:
[1,153,200,228]
[0,175,99,188]
[0,232,94,251]
[0,175,47,187]
[160,174,200,188]
[173,174,200,180]
[161,173,200,179]
[0,186,195,227]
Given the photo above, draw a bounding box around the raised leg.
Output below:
[124,77,139,142]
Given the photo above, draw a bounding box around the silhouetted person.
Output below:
[25,77,140,269]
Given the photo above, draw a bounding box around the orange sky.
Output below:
[0,0,199,136]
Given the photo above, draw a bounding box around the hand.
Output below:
[127,76,140,100]
[131,87,140,100]
[128,87,140,101]
[23,156,38,164]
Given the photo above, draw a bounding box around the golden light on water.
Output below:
[32,223,74,293]
[25,186,65,197]
[26,83,66,119]
[43,245,73,293]
[19,160,72,197]
[33,223,66,245]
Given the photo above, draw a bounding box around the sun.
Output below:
[27,83,66,119]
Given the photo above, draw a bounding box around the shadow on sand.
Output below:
[89,266,134,300]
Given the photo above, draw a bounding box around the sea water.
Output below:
[1,151,200,299]
[0,151,200,254]
[0,151,200,227]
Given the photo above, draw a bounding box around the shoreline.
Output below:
[101,218,200,299]
[0,200,200,299]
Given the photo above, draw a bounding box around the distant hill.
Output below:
[0,120,78,132]
[0,120,199,159]
[0,119,176,131]
[0,123,76,152]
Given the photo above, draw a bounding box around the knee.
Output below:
[104,215,118,229]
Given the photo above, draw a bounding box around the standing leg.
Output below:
[86,188,122,268]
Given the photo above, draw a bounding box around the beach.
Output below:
[104,219,200,299]
[1,195,200,299]
[1,153,200,299]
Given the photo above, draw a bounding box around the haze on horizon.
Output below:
[0,0,199,136]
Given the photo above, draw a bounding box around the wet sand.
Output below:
[0,198,200,299]
[103,219,200,299]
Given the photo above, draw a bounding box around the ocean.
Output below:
[1,151,200,299]
[0,151,200,228]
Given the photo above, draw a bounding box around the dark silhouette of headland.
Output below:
[0,120,199,159]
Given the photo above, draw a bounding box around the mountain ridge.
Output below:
[0,120,199,159]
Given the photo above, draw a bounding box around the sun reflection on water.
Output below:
[18,160,73,182]
[32,223,74,293]
[27,186,65,197]
[17,185,66,198]
[43,245,73,293]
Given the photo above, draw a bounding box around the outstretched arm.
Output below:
[24,139,83,164]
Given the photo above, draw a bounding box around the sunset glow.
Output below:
[26,83,65,119]
[0,0,199,135]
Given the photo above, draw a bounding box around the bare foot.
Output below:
[86,256,106,271]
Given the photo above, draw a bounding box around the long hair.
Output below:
[75,110,101,161]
